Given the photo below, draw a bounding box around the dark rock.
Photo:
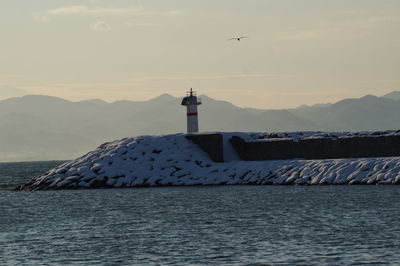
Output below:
[349,179,361,185]
[90,179,109,188]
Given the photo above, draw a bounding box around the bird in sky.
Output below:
[228,36,248,41]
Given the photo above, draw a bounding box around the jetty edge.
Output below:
[17,131,400,190]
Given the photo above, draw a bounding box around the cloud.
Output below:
[123,22,159,28]
[371,79,400,83]
[91,21,111,31]
[49,5,144,15]
[47,5,185,17]
[163,10,185,16]
[34,15,51,22]
[366,16,399,23]
[21,74,291,92]
[0,74,17,78]
[278,29,336,40]
[278,12,400,41]
[129,73,292,82]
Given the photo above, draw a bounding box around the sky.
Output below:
[0,0,399,108]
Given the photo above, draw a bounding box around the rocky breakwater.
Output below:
[17,132,400,190]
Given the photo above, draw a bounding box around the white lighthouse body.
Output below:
[181,88,201,133]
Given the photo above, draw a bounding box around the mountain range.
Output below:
[0,91,400,162]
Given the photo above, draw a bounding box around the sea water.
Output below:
[1,161,400,265]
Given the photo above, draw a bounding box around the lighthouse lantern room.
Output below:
[181,88,202,133]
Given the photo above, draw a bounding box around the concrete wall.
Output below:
[186,134,224,162]
[230,135,400,161]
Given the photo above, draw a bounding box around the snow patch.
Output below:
[18,132,400,190]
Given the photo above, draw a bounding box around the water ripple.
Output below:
[1,162,400,265]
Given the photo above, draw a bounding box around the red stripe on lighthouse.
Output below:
[187,112,198,116]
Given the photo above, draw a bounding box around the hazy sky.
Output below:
[0,0,399,108]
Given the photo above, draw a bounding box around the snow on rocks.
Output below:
[17,133,400,190]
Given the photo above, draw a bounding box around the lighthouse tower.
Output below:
[181,88,202,133]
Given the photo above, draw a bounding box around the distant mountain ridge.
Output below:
[0,91,400,161]
[382,91,400,101]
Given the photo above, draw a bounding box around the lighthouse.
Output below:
[181,88,202,133]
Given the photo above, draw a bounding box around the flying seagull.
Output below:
[228,36,248,41]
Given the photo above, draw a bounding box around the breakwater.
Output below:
[16,131,400,190]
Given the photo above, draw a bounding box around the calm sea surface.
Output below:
[1,161,400,265]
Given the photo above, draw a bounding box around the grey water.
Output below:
[1,162,400,265]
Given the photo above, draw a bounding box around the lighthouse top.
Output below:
[181,88,202,106]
